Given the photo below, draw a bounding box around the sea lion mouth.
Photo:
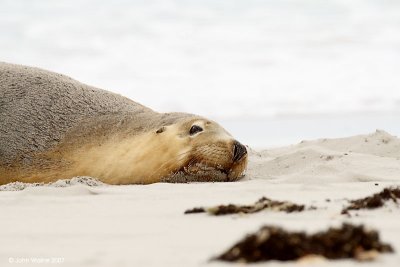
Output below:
[160,162,245,183]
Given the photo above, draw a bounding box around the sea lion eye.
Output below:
[156,127,166,134]
[189,125,203,135]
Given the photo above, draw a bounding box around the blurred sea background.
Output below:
[1,0,400,148]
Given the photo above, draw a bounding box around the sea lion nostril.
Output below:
[233,141,247,162]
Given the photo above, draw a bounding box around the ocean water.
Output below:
[1,0,400,147]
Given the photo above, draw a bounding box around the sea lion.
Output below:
[0,62,248,185]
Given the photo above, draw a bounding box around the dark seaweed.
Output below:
[216,223,393,262]
[184,196,306,215]
[342,187,400,214]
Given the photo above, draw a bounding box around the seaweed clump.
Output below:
[342,187,400,214]
[216,223,393,262]
[184,197,306,215]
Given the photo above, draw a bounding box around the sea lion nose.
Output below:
[232,141,247,162]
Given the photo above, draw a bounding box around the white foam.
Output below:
[1,0,400,118]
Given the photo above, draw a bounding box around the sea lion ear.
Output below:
[156,126,166,134]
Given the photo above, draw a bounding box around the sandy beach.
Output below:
[1,130,399,266]
[1,0,400,266]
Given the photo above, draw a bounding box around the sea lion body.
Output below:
[0,62,247,184]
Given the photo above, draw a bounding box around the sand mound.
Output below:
[0,176,106,191]
[247,130,400,183]
[20,184,99,196]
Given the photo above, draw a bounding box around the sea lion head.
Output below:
[48,115,248,184]
[155,117,248,182]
